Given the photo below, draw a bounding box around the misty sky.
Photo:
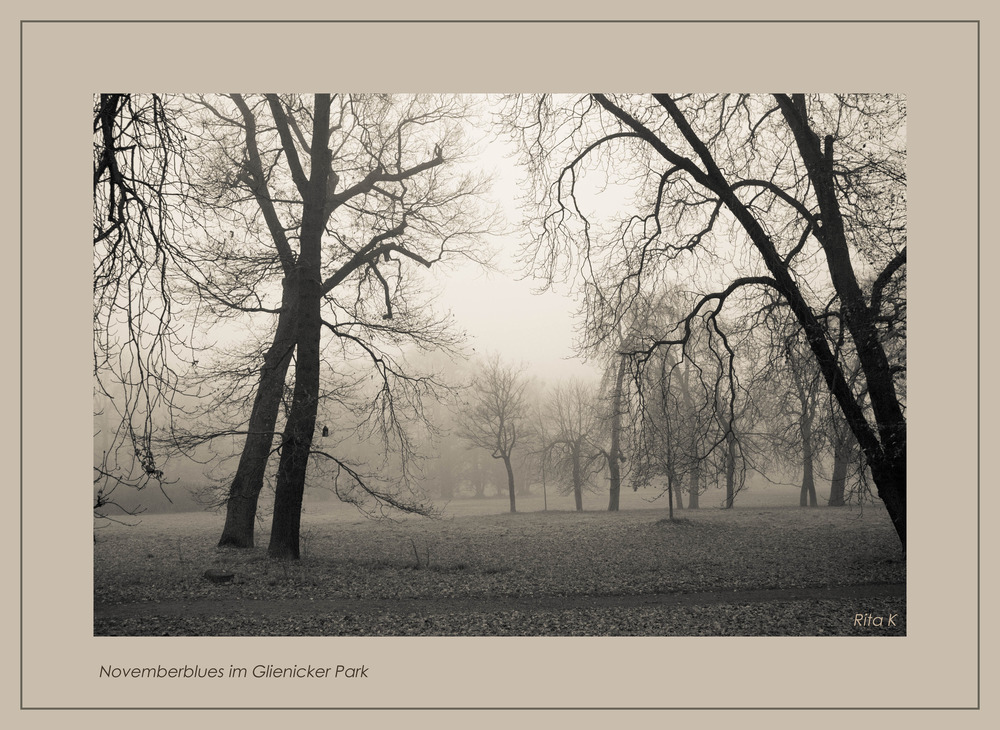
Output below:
[427,120,599,383]
[431,255,596,382]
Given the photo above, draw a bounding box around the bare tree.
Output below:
[457,354,530,513]
[504,93,907,552]
[164,94,495,558]
[541,379,604,512]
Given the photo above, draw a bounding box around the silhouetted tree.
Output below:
[170,94,494,557]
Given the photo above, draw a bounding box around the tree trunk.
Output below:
[266,94,330,560]
[724,430,736,508]
[776,95,906,550]
[503,454,517,513]
[800,418,818,507]
[607,356,626,511]
[572,443,584,512]
[607,456,621,511]
[871,454,907,555]
[688,467,700,509]
[267,273,321,559]
[829,436,849,506]
[217,279,297,548]
[540,456,548,511]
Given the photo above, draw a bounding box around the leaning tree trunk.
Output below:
[871,453,907,555]
[267,272,321,560]
[775,94,907,550]
[218,280,297,548]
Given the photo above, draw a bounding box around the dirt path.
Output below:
[95,582,904,620]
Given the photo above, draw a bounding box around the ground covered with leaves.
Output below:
[94,497,905,636]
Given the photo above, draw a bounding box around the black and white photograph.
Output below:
[92,92,908,638]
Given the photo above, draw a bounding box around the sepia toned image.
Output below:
[93,92,906,638]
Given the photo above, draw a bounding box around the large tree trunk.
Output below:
[267,273,321,559]
[775,95,907,550]
[502,454,517,513]
[217,280,296,548]
[871,453,907,555]
[266,94,330,560]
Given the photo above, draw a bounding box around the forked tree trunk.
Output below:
[218,282,296,548]
[266,95,330,560]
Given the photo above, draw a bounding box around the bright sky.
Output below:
[430,253,596,383]
[427,118,599,384]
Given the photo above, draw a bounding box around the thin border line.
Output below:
[17,705,985,711]
[19,16,25,716]
[976,17,982,715]
[21,16,981,713]
[17,18,981,23]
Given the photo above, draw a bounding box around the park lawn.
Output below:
[94,491,905,636]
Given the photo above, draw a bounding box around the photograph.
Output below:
[93,92,907,638]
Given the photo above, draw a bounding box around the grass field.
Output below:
[94,485,906,637]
